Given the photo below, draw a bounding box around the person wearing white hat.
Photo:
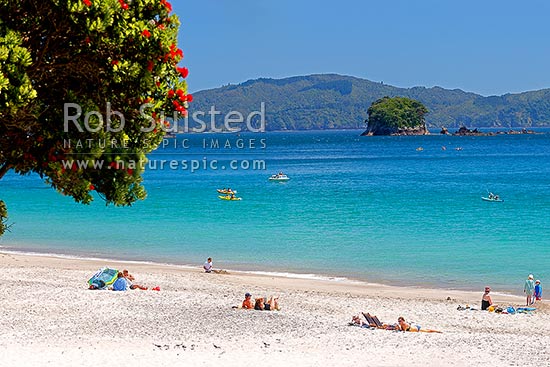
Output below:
[524,274,535,306]
[534,280,542,302]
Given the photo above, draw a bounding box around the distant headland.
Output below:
[189,74,550,131]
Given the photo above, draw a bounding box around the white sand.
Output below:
[0,252,548,366]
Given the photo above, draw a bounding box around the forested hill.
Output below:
[189,74,550,130]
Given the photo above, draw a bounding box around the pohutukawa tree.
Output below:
[0,0,190,235]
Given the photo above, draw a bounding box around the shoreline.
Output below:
[0,249,526,302]
[0,246,524,297]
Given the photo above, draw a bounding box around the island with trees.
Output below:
[361,96,429,136]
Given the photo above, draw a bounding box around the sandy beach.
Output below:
[0,251,548,367]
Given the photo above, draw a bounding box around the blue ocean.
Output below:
[1,130,549,293]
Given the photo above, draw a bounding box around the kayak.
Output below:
[218,195,242,201]
[481,197,504,202]
[217,189,236,195]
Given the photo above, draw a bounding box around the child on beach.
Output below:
[534,280,542,301]
[242,293,254,309]
[524,274,535,306]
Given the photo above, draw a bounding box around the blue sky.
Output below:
[174,0,550,96]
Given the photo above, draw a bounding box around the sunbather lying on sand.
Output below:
[397,317,441,333]
[357,313,398,330]
[254,296,280,311]
[351,315,371,328]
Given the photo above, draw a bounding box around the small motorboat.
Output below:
[268,173,290,182]
[218,195,242,201]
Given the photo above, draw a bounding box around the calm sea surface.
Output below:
[1,130,549,293]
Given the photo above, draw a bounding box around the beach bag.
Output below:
[90,279,106,289]
[506,306,516,314]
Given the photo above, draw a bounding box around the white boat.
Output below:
[482,196,504,202]
[268,173,290,182]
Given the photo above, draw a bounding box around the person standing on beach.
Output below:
[481,286,493,310]
[534,280,542,302]
[524,274,535,305]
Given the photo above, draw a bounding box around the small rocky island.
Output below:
[440,126,539,136]
[361,96,429,136]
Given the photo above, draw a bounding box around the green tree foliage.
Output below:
[0,0,190,235]
[365,96,428,134]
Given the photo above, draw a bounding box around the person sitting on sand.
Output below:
[397,317,441,333]
[481,286,494,310]
[242,293,254,309]
[203,258,227,274]
[204,258,214,273]
[122,269,148,290]
[254,296,280,311]
[111,272,128,291]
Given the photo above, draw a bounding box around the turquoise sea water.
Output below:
[1,130,549,293]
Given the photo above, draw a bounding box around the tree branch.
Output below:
[0,164,12,180]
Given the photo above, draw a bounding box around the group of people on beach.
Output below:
[239,292,280,311]
[481,274,542,310]
[203,257,280,311]
[523,274,542,305]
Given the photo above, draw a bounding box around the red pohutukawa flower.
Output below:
[118,0,129,10]
[176,66,189,78]
[83,0,92,7]
[142,29,151,38]
[89,184,95,191]
[111,60,119,65]
[167,90,175,98]
[187,94,193,103]
[147,60,154,71]
[160,0,172,12]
